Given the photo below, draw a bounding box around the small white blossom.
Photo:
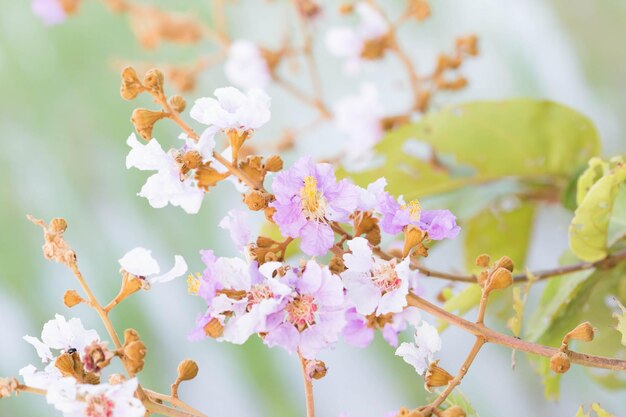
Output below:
[19,364,63,390]
[126,133,206,214]
[190,87,271,132]
[325,2,389,73]
[225,40,272,90]
[395,321,442,375]
[23,315,100,363]
[333,83,384,166]
[47,378,145,417]
[119,247,187,284]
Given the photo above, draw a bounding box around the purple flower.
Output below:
[263,260,346,359]
[32,0,66,26]
[419,209,460,240]
[270,157,358,256]
[343,306,422,348]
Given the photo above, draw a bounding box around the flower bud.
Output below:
[563,322,595,344]
[63,289,84,308]
[131,108,167,141]
[396,407,424,417]
[264,155,284,172]
[485,267,513,292]
[50,218,68,233]
[0,377,19,399]
[424,361,453,392]
[475,253,490,268]
[169,95,186,113]
[494,256,514,272]
[177,359,199,382]
[440,406,466,417]
[305,359,327,380]
[122,329,146,375]
[403,225,426,258]
[120,66,143,100]
[244,190,271,211]
[550,351,570,374]
[143,68,164,93]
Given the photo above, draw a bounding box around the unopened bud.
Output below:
[120,67,143,100]
[494,256,514,272]
[396,407,424,417]
[176,359,199,382]
[244,190,270,211]
[50,218,68,233]
[305,359,327,380]
[122,329,146,376]
[0,377,19,399]
[143,68,164,93]
[264,155,284,172]
[550,351,570,374]
[475,253,490,268]
[485,267,513,292]
[403,225,426,258]
[63,290,84,308]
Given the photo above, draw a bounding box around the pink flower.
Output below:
[262,260,346,359]
[270,157,358,256]
[341,237,412,315]
[343,306,422,348]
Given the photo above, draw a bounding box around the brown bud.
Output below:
[169,95,186,113]
[485,267,513,292]
[424,361,453,392]
[494,256,514,272]
[204,317,224,338]
[396,407,424,417]
[120,66,144,100]
[177,359,199,382]
[477,270,489,286]
[244,190,271,211]
[329,255,346,274]
[305,359,327,380]
[50,218,68,233]
[550,351,570,374]
[264,155,284,172]
[131,108,167,141]
[440,406,466,417]
[123,329,146,375]
[63,290,84,308]
[563,322,595,344]
[143,68,165,93]
[475,253,490,268]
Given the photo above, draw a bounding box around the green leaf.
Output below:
[569,157,626,261]
[343,99,600,200]
[464,202,535,272]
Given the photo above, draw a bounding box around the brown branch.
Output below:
[297,350,315,417]
[406,292,626,372]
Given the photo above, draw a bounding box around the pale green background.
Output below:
[1,1,625,416]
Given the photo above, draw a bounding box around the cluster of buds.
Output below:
[475,254,514,295]
[26,216,76,266]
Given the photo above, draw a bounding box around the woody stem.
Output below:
[298,350,315,417]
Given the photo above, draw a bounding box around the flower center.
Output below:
[286,294,318,331]
[247,283,274,310]
[372,261,401,293]
[401,199,421,222]
[85,393,114,417]
[300,176,327,221]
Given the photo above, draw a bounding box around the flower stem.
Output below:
[297,350,315,417]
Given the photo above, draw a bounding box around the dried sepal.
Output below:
[406,0,431,21]
[0,377,19,399]
[304,359,327,380]
[63,290,84,308]
[120,66,144,100]
[424,360,453,392]
[203,318,224,338]
[169,95,186,113]
[131,108,167,141]
[563,322,595,346]
[403,225,427,258]
[195,163,229,191]
[329,255,346,274]
[122,329,147,376]
[264,155,284,172]
[238,155,265,185]
[27,215,76,266]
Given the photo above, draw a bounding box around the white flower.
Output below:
[333,83,384,165]
[190,87,271,132]
[47,378,145,417]
[119,247,187,284]
[23,315,100,363]
[325,2,389,73]
[126,133,206,214]
[225,40,272,90]
[395,321,442,375]
[219,209,253,251]
[19,364,63,390]
[341,237,411,315]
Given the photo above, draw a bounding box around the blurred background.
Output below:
[1,0,625,416]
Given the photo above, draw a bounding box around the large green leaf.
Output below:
[569,157,626,261]
[344,100,600,200]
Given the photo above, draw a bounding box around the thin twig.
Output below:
[297,350,315,417]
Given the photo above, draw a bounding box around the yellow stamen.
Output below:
[187,273,201,295]
[402,199,422,222]
[301,176,326,219]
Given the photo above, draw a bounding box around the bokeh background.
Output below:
[1,0,626,416]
